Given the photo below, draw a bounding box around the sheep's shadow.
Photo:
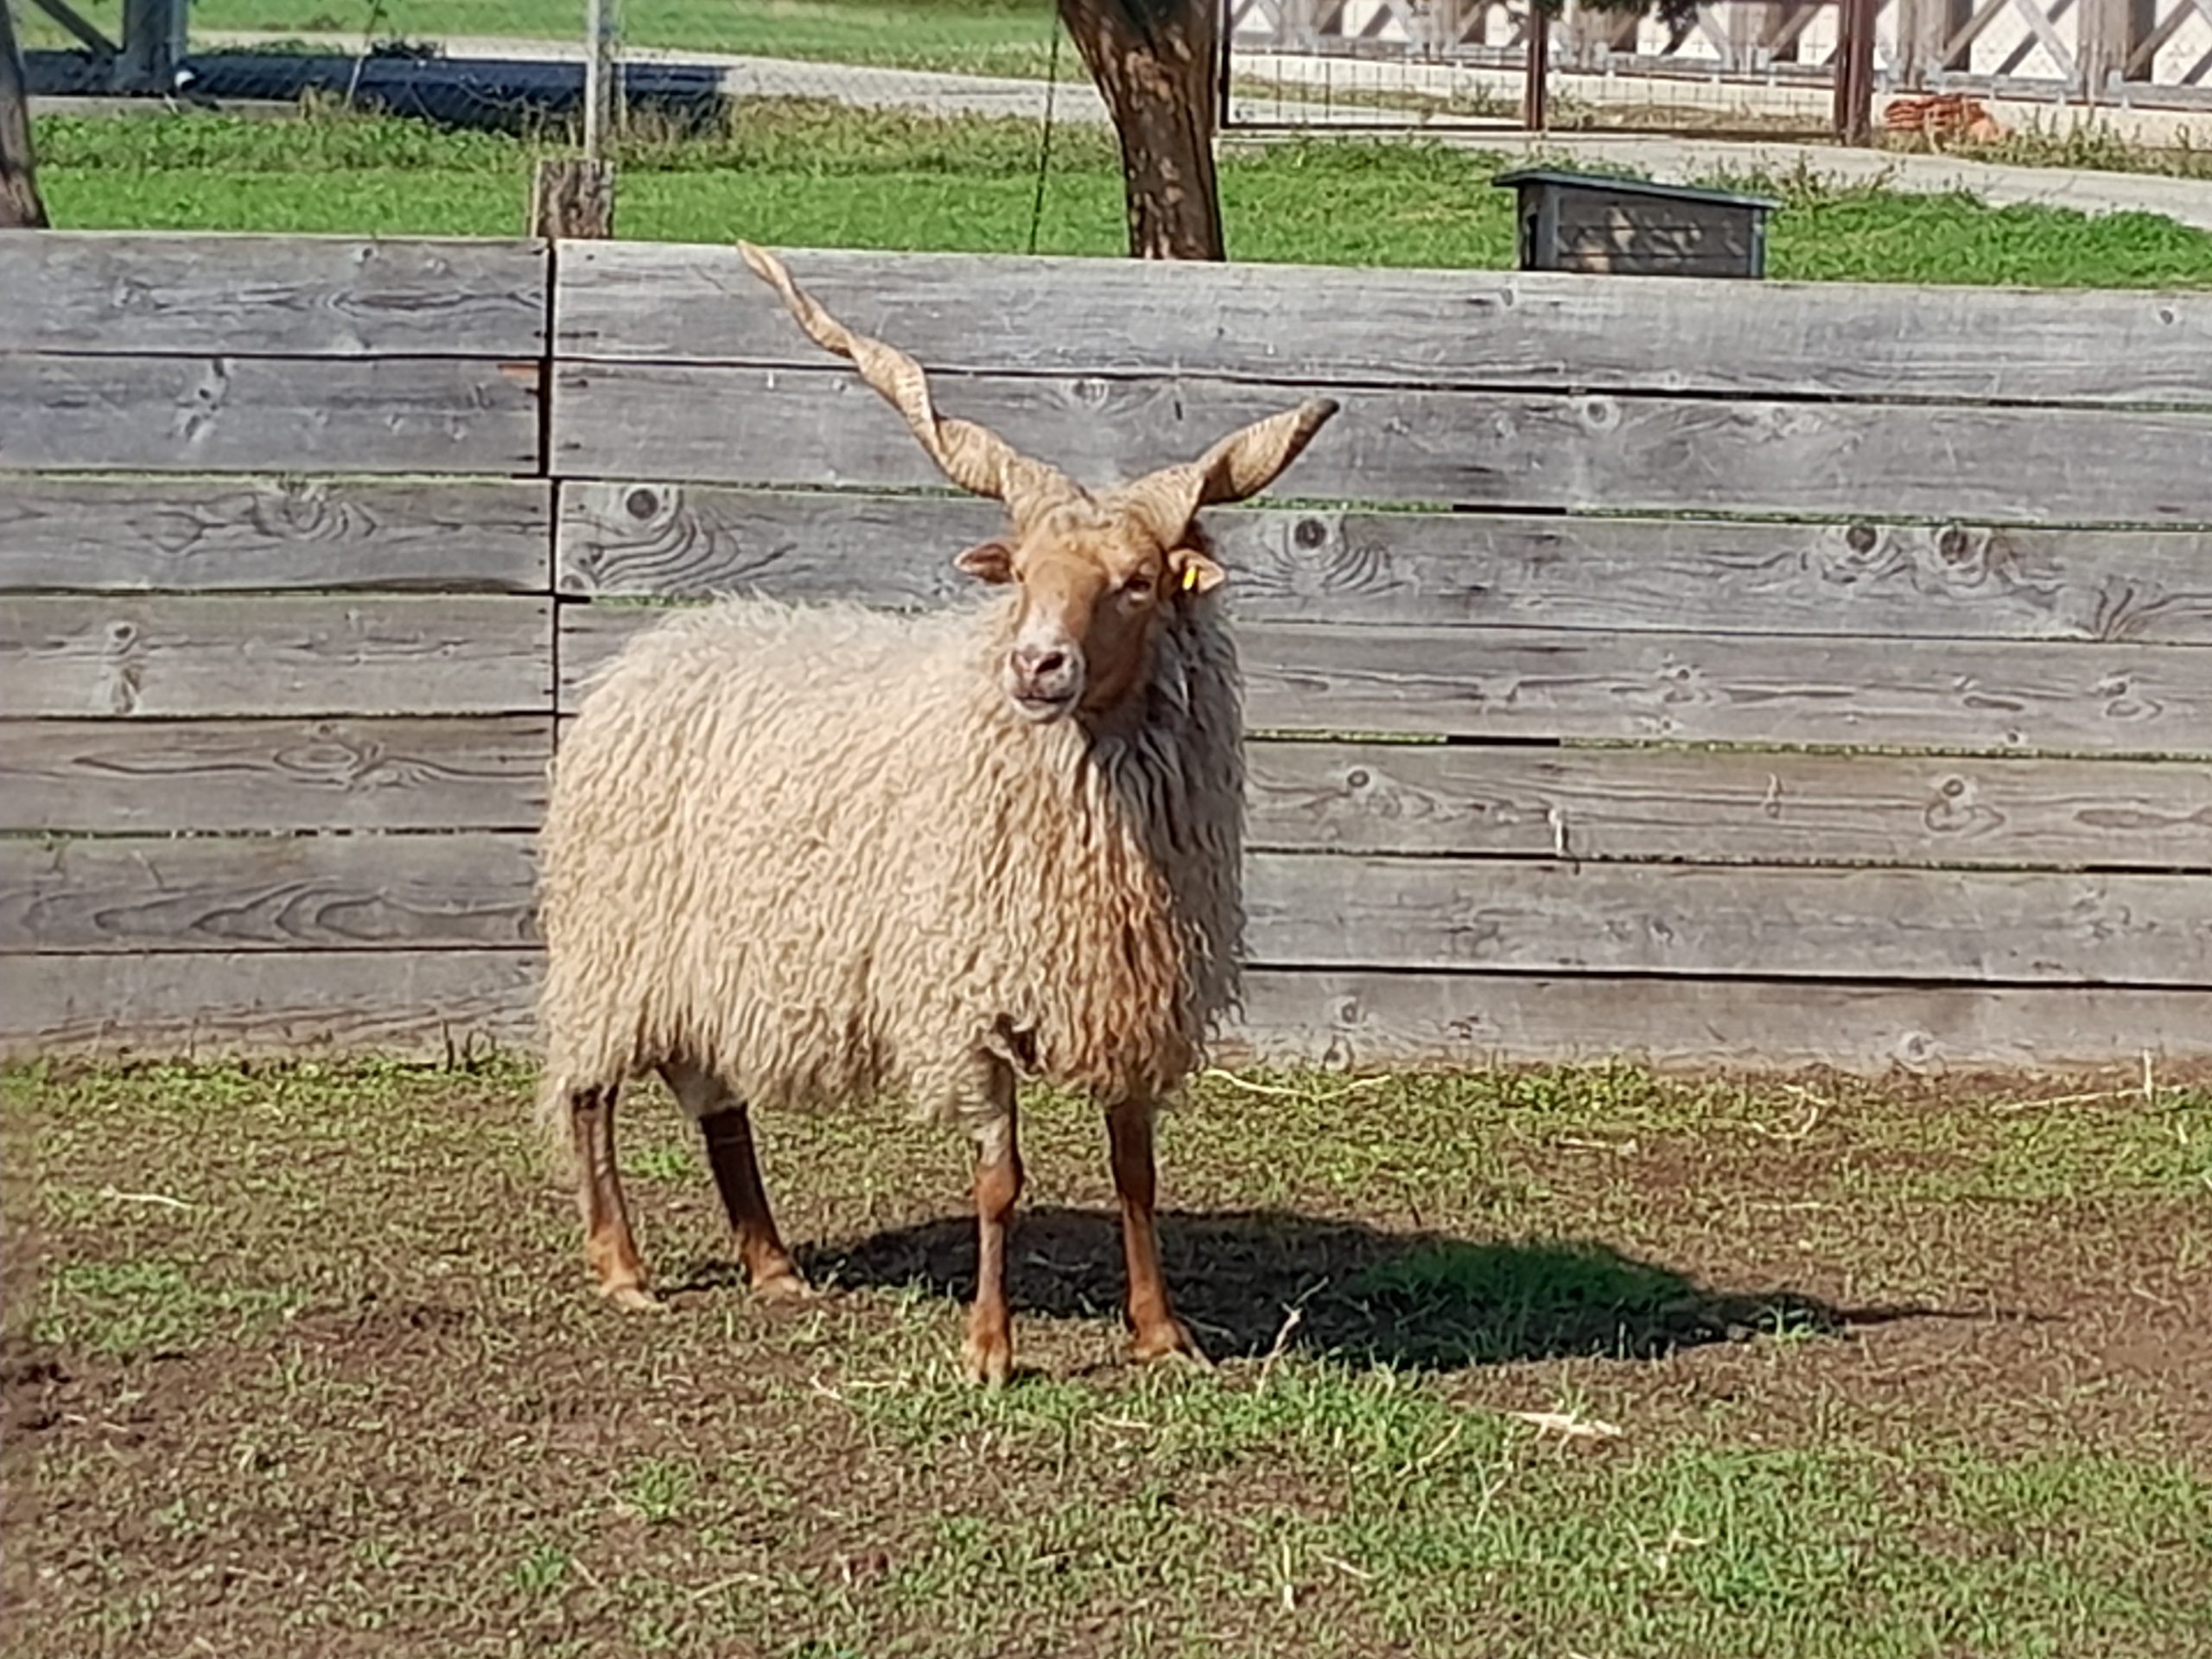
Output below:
[741,1205,1937,1370]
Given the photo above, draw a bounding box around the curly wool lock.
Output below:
[534,583,1245,1132]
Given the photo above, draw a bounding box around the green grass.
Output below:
[33,100,2212,287]
[5,1056,2209,1656]
[29,0,2212,178]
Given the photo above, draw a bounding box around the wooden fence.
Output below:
[4,232,2210,1071]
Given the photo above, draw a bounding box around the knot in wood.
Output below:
[1294,518,1328,550]
[1895,1031,1937,1068]
[1576,396,1621,433]
[1936,525,1972,563]
[626,487,660,520]
[1845,522,1878,554]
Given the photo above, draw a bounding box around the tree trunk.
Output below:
[1058,0,1224,261]
[1,0,48,230]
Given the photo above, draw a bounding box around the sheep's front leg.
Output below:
[962,1069,1024,1388]
[569,1083,662,1313]
[1108,1097,1205,1365]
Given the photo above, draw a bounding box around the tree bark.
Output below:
[1,0,49,229]
[1058,0,1224,261]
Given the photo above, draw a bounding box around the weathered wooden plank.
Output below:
[550,364,2212,523]
[0,832,540,954]
[0,479,553,594]
[560,607,2212,754]
[0,355,541,474]
[1224,970,2212,1071]
[1243,854,2212,987]
[0,232,546,357]
[559,483,2212,645]
[555,241,2212,406]
[1248,743,2212,870]
[10,951,2205,1071]
[1235,622,2212,753]
[0,596,551,717]
[559,484,1005,607]
[0,950,541,1060]
[0,717,551,833]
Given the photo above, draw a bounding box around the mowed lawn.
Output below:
[4,1058,2209,1657]
[34,101,2212,287]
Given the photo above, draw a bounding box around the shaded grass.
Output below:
[33,100,2212,287]
[5,1056,2209,1656]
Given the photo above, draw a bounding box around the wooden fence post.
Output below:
[530,159,616,239]
[528,0,620,240]
[2077,0,2158,99]
[1522,5,1551,131]
[1832,0,1877,144]
[118,0,187,93]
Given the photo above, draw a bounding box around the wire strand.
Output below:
[1027,10,1062,257]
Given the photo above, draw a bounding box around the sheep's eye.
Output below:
[1122,572,1155,599]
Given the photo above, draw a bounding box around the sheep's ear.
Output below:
[1170,548,1227,596]
[954,541,1016,584]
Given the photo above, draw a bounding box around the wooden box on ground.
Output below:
[5,232,2211,1072]
[1495,167,1778,278]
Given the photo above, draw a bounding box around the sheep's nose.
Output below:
[1014,645,1067,679]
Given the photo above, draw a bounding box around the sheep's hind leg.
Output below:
[1107,1097,1205,1366]
[569,1083,663,1313]
[961,1062,1024,1388]
[661,1061,810,1302]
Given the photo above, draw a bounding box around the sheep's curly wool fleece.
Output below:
[535,591,1244,1131]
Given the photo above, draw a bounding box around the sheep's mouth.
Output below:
[1010,687,1077,722]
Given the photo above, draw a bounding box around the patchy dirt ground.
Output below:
[4,1058,2209,1657]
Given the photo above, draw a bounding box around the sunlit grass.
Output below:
[34,100,2212,287]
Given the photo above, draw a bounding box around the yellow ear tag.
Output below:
[1181,566,1201,592]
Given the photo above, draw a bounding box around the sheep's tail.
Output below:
[530,977,595,1179]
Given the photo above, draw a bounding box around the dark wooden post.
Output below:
[0,0,47,229]
[1522,3,1551,131]
[118,0,188,92]
[1831,0,1877,144]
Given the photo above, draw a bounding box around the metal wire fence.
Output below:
[162,0,1071,87]
[18,0,2205,140]
[1225,0,2212,136]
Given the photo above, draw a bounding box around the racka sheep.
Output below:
[536,242,1338,1384]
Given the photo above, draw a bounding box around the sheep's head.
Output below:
[739,243,1338,724]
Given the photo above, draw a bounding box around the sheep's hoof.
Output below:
[1131,1319,1210,1369]
[750,1269,817,1305]
[600,1281,668,1314]
[960,1329,1015,1389]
